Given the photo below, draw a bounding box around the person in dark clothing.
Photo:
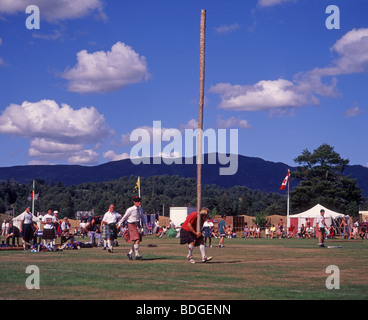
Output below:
[6,222,20,247]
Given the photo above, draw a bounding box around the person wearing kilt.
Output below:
[101,204,122,253]
[118,196,146,260]
[19,207,38,250]
[41,209,57,250]
[180,208,212,264]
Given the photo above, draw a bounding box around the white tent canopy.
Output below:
[12,212,41,230]
[288,204,345,231]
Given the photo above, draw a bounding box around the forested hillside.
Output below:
[0,175,287,218]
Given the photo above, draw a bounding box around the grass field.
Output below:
[1,235,367,300]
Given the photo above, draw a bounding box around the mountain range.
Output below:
[0,154,367,197]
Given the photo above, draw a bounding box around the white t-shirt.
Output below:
[19,210,36,224]
[316,214,327,228]
[42,214,56,229]
[102,211,121,224]
[203,221,214,229]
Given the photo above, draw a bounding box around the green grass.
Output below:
[1,235,367,300]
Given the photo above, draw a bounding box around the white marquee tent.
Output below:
[12,212,41,230]
[287,204,346,231]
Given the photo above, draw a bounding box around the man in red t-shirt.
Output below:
[180,207,212,264]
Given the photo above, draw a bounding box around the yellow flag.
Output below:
[133,178,139,193]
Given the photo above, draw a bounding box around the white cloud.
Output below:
[62,41,150,93]
[345,104,365,118]
[0,99,110,143]
[103,150,130,162]
[210,79,314,112]
[316,28,368,76]
[32,29,63,40]
[217,116,251,129]
[0,99,111,164]
[257,0,297,8]
[215,23,240,34]
[67,149,99,164]
[179,119,198,130]
[29,138,84,157]
[210,29,368,113]
[0,0,105,22]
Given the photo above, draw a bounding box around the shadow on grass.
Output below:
[204,260,242,264]
[140,257,169,261]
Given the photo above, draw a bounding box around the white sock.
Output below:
[107,239,112,249]
[129,243,134,254]
[134,244,140,256]
[188,244,194,258]
[199,244,206,259]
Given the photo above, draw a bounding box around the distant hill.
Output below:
[0,154,367,196]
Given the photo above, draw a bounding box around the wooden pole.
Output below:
[32,179,35,216]
[197,9,206,232]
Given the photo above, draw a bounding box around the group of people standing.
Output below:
[3,197,224,264]
[87,196,145,260]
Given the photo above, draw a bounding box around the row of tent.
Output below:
[10,203,348,233]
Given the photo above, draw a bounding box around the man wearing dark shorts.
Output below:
[180,207,212,264]
[20,206,39,250]
[317,209,327,247]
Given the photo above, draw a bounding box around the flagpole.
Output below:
[197,9,206,232]
[286,169,290,233]
[32,179,35,215]
[138,177,141,198]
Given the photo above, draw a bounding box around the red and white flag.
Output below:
[280,170,290,190]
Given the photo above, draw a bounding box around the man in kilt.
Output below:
[19,207,38,250]
[101,204,121,253]
[41,209,57,250]
[118,196,146,260]
[180,207,212,264]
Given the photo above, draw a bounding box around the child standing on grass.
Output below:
[218,215,226,248]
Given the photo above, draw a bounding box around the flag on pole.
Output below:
[28,184,34,201]
[133,178,139,193]
[280,170,290,190]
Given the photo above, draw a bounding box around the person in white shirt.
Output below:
[202,218,214,247]
[118,196,146,260]
[101,204,121,253]
[42,209,57,249]
[60,217,76,245]
[316,209,328,247]
[19,206,38,250]
[153,219,160,234]
[5,221,9,236]
[2,220,7,236]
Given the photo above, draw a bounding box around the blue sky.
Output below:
[0,0,367,169]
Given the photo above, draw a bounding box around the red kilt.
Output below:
[125,223,142,243]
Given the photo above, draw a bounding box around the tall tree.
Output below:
[291,144,362,216]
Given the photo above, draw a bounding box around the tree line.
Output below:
[0,144,366,220]
[0,175,287,219]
